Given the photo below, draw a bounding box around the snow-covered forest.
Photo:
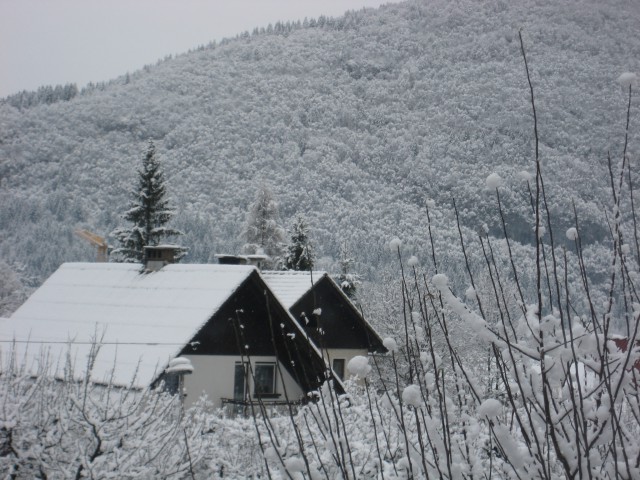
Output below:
[2,0,640,477]
[4,118,640,476]
[1,0,638,295]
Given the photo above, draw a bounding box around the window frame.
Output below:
[253,362,278,398]
[332,358,345,380]
[233,362,247,401]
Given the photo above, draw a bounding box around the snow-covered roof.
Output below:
[1,263,256,388]
[261,270,326,308]
[263,270,386,352]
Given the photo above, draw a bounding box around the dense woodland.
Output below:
[3,0,640,478]
[1,0,639,322]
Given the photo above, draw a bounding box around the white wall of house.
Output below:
[183,355,304,409]
[321,348,369,380]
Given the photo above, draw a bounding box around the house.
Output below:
[262,270,386,380]
[0,260,340,411]
[610,336,640,379]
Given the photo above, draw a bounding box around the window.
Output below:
[233,363,247,401]
[254,363,276,397]
[162,372,180,395]
[233,363,248,415]
[332,359,345,380]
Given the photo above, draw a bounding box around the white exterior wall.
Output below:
[322,348,369,380]
[182,355,304,409]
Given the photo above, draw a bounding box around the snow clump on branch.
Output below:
[478,398,502,419]
[402,384,422,407]
[347,355,371,378]
[517,170,533,182]
[617,72,638,88]
[566,227,578,241]
[383,337,398,352]
[432,273,449,289]
[486,172,503,190]
[285,457,306,473]
[465,286,477,301]
[536,224,546,239]
[389,237,402,251]
[431,273,500,345]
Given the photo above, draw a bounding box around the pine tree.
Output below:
[111,142,183,262]
[242,186,285,265]
[335,242,360,299]
[284,215,314,271]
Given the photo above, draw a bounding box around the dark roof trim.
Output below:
[254,271,346,394]
[150,268,258,386]
[154,269,344,395]
[291,273,387,353]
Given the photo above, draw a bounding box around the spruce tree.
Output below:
[242,186,284,265]
[284,215,314,271]
[335,242,360,299]
[111,142,182,262]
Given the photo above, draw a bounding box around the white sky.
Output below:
[0,0,397,98]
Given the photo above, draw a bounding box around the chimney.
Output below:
[215,254,247,265]
[144,245,180,271]
[245,254,269,269]
[215,254,269,270]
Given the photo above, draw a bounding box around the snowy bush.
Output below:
[365,45,640,478]
[259,39,640,479]
[1,362,172,476]
[0,345,264,478]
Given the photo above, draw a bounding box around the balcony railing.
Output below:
[221,397,303,416]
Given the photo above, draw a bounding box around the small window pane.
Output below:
[234,364,246,401]
[254,364,276,395]
[332,359,345,380]
[162,373,180,394]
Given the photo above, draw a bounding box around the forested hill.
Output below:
[1,0,639,288]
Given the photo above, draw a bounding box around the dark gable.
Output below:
[180,270,337,392]
[290,275,386,353]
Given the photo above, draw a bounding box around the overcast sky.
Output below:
[0,0,398,98]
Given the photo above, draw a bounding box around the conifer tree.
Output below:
[335,242,360,299]
[242,186,285,265]
[284,215,314,271]
[111,142,182,263]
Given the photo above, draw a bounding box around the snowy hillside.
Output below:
[1,0,639,289]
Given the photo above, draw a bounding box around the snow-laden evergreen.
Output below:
[111,142,183,262]
[283,215,314,271]
[1,0,639,290]
[334,242,361,299]
[242,185,285,267]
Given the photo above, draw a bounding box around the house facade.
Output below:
[1,254,385,411]
[167,267,335,409]
[0,262,337,411]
